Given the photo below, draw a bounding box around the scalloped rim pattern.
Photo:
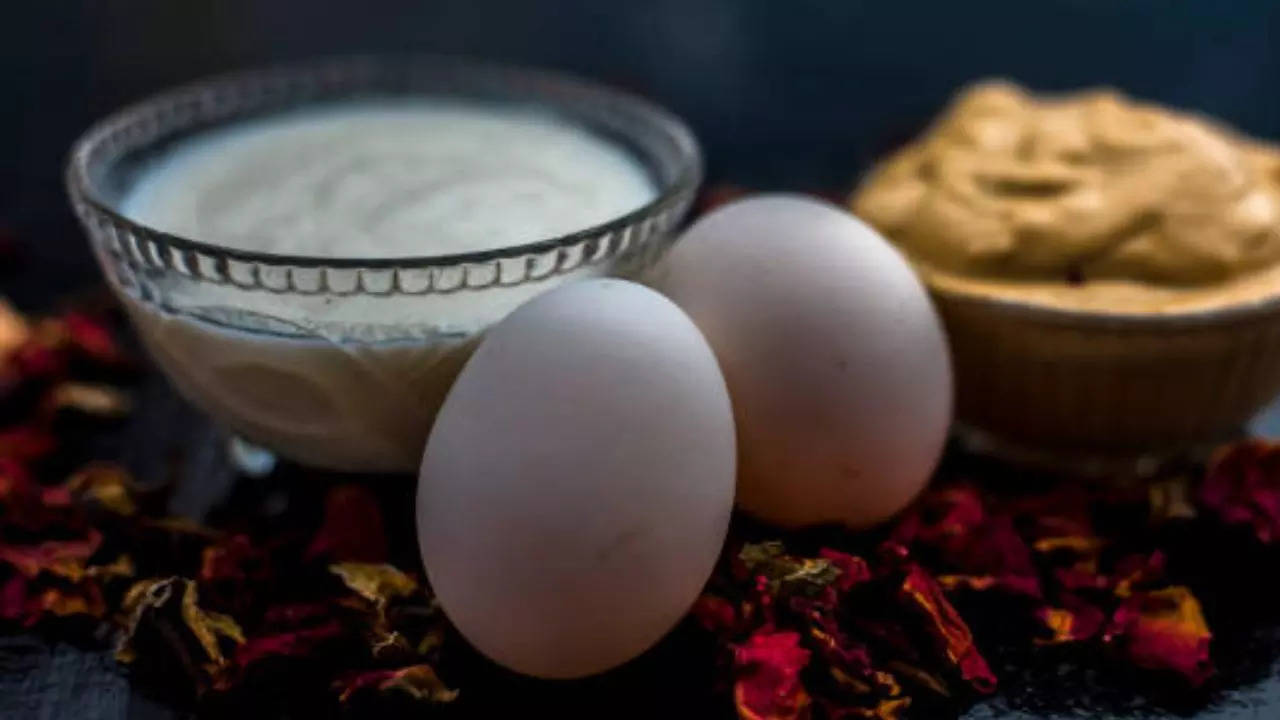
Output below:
[66,56,702,297]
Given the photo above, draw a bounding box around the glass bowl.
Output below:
[66,56,703,472]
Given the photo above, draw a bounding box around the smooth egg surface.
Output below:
[416,278,736,679]
[657,194,953,528]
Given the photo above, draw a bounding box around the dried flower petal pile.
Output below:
[0,300,453,712]
[0,288,1277,718]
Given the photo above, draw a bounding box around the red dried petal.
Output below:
[1009,483,1100,545]
[234,617,346,669]
[64,464,138,516]
[893,486,1041,600]
[733,631,812,720]
[1104,586,1213,686]
[1111,551,1165,598]
[200,534,253,582]
[115,578,245,693]
[899,565,996,694]
[0,528,103,580]
[0,573,26,622]
[45,382,132,419]
[1035,595,1107,645]
[1199,440,1280,544]
[1032,535,1105,557]
[739,541,845,598]
[305,485,387,563]
[818,549,872,592]
[825,697,912,720]
[937,573,1041,597]
[261,602,335,629]
[0,461,77,533]
[199,534,272,614]
[11,342,65,380]
[0,460,45,506]
[24,583,106,625]
[693,594,739,635]
[336,663,458,703]
[789,594,874,678]
[62,312,128,366]
[0,299,30,359]
[892,485,985,548]
[0,425,57,463]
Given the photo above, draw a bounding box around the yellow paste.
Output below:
[852,81,1280,313]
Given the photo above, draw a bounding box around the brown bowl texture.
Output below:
[931,284,1280,465]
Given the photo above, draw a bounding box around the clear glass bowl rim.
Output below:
[65,54,703,273]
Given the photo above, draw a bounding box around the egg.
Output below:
[416,278,736,679]
[656,194,952,528]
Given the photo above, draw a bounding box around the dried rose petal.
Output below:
[1148,475,1198,522]
[24,583,106,624]
[199,534,264,583]
[693,594,739,635]
[1031,535,1105,556]
[1035,595,1107,645]
[305,485,388,563]
[0,572,106,627]
[12,326,66,380]
[329,563,417,608]
[336,663,458,704]
[46,382,132,419]
[1104,586,1213,686]
[86,554,135,582]
[0,425,57,464]
[116,577,245,693]
[739,541,843,597]
[818,549,872,592]
[898,564,996,694]
[892,485,985,548]
[936,573,1041,597]
[1111,551,1166,599]
[883,660,948,698]
[1199,440,1280,544]
[62,312,129,367]
[1008,483,1099,542]
[0,528,103,580]
[893,486,1041,600]
[790,594,875,681]
[1052,565,1110,593]
[199,534,271,614]
[64,464,138,516]
[733,631,812,720]
[0,299,31,358]
[261,602,334,628]
[825,696,911,720]
[0,460,76,531]
[0,573,26,622]
[233,617,346,669]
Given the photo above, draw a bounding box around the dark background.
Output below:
[5,0,1280,309]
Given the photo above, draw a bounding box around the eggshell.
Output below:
[657,194,952,528]
[416,278,736,679]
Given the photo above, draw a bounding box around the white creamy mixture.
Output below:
[115,100,658,471]
[123,100,656,257]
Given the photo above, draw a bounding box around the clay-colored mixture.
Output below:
[853,81,1280,313]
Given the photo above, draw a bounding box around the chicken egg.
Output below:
[657,194,952,528]
[416,278,736,679]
